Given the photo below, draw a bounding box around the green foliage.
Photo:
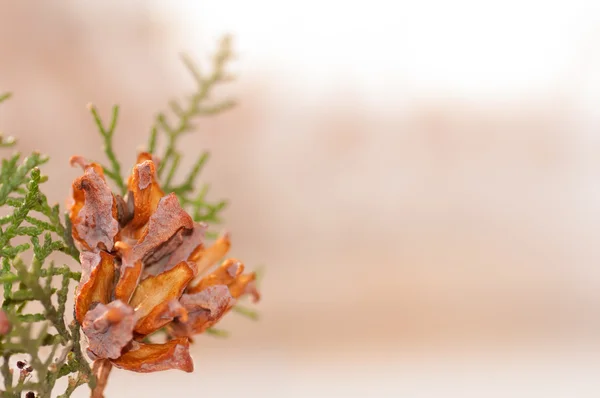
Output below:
[89,104,126,196]
[0,96,91,397]
[92,35,236,239]
[151,35,236,235]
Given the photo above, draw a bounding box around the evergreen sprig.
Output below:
[0,97,92,397]
[92,36,235,239]
[151,35,235,236]
[88,104,126,196]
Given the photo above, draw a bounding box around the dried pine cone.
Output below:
[68,153,259,373]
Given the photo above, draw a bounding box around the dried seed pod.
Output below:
[69,151,261,375]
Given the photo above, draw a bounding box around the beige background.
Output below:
[2,1,600,396]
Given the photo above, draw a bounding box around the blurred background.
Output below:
[2,0,600,396]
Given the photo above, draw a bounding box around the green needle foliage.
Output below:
[0,95,91,397]
[151,35,236,235]
[89,105,126,196]
[90,35,236,240]
[0,35,260,398]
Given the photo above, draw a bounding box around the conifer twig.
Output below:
[88,104,126,195]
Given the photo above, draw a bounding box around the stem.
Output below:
[88,104,126,195]
[1,353,14,394]
[70,320,94,387]
[90,359,112,398]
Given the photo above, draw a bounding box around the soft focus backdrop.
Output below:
[2,1,600,396]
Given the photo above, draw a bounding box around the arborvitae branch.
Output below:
[88,104,126,195]
[172,151,210,196]
[147,36,235,234]
[0,102,91,396]
[147,125,158,154]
